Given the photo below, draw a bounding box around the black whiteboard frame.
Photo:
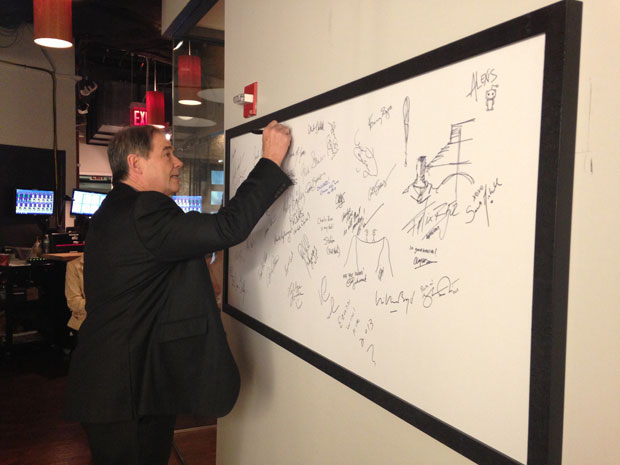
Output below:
[224,2,582,464]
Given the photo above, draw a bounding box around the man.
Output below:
[64,121,292,465]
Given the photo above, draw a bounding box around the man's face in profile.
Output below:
[140,132,183,196]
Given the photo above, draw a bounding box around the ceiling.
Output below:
[0,0,173,81]
[0,0,224,147]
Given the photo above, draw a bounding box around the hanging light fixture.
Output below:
[33,0,73,49]
[177,42,202,106]
[147,60,166,128]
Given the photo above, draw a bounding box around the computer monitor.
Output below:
[210,191,223,206]
[211,170,224,185]
[172,195,202,213]
[15,188,54,215]
[70,189,107,216]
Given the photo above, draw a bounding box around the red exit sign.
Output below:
[130,105,147,126]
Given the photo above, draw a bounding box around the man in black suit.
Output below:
[64,121,292,465]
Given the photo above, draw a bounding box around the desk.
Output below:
[42,252,83,262]
[1,259,69,354]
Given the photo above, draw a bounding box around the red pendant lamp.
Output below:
[147,60,166,128]
[33,0,73,49]
[178,42,201,106]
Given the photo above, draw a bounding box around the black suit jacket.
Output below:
[64,158,291,422]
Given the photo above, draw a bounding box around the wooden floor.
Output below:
[0,342,217,465]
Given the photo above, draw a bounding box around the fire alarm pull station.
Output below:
[233,82,257,118]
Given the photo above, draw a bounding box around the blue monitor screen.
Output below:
[210,191,223,206]
[15,188,54,215]
[71,189,107,216]
[173,195,202,213]
[211,170,224,185]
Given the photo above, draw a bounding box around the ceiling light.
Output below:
[147,60,166,128]
[177,42,202,106]
[196,88,224,104]
[173,41,184,51]
[173,116,216,127]
[33,0,73,49]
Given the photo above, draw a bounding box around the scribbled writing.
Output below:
[465,178,503,226]
[352,138,378,178]
[288,281,304,309]
[368,164,396,201]
[368,105,393,130]
[298,234,318,277]
[343,270,367,289]
[466,68,498,102]
[402,199,458,240]
[323,235,341,256]
[308,120,325,134]
[374,289,415,315]
[421,275,460,309]
[318,178,339,195]
[319,276,376,365]
[335,192,346,209]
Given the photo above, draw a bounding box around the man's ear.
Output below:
[126,153,143,175]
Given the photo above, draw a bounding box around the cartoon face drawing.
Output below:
[486,89,496,100]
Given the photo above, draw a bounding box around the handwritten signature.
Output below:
[368,105,393,130]
[368,164,396,201]
[288,281,304,309]
[403,199,458,240]
[421,275,460,309]
[298,234,318,277]
[374,289,415,314]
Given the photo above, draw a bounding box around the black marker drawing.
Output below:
[404,156,433,203]
[352,132,378,178]
[402,119,475,203]
[369,164,397,201]
[344,235,394,280]
[327,122,339,158]
[335,192,346,209]
[486,85,498,111]
[362,203,384,228]
[403,96,410,167]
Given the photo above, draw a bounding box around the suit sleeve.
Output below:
[134,158,292,261]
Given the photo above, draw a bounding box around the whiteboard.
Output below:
[225,4,581,464]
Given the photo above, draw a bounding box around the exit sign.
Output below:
[130,105,148,126]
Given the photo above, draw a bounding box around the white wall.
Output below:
[79,142,111,176]
[221,1,620,464]
[0,24,77,225]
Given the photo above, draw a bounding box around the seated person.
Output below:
[65,252,86,333]
[65,220,89,336]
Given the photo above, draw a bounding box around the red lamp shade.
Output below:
[177,55,201,105]
[146,91,166,128]
[33,0,73,49]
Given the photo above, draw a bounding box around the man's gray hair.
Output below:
[107,125,162,183]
